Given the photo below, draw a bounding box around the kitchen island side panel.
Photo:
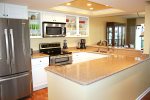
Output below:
[46,58,150,100]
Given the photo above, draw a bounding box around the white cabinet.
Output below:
[0,3,28,19]
[66,15,89,37]
[0,3,5,17]
[32,57,49,91]
[79,17,89,37]
[41,12,66,23]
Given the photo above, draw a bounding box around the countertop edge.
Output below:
[45,57,150,85]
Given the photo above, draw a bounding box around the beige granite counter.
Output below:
[32,46,143,58]
[45,53,149,85]
[31,46,98,58]
[32,53,49,59]
[63,46,99,52]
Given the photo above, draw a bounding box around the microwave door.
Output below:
[63,27,66,36]
[43,22,66,37]
[46,27,61,37]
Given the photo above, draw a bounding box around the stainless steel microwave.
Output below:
[43,22,66,37]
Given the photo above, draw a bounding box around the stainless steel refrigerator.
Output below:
[0,18,32,100]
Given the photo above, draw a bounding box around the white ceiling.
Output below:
[4,0,149,17]
[5,0,73,10]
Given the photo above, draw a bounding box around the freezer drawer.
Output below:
[0,72,32,100]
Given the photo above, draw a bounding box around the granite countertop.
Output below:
[63,46,99,52]
[45,53,149,85]
[32,53,49,59]
[31,46,141,59]
[91,45,142,51]
[31,46,99,59]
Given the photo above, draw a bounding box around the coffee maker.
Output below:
[80,39,86,49]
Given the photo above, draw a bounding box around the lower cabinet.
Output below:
[32,57,49,91]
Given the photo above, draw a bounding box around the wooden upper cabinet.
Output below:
[106,22,126,47]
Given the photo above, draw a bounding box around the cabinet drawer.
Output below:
[32,57,49,66]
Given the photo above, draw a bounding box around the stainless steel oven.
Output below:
[43,22,66,37]
[39,43,72,66]
[49,54,72,66]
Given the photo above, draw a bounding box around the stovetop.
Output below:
[39,42,72,56]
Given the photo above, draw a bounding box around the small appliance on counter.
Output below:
[77,39,86,49]
[42,22,66,37]
[31,48,33,55]
[63,39,68,49]
[39,42,72,65]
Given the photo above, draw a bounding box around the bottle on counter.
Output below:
[63,39,68,49]
[31,48,33,55]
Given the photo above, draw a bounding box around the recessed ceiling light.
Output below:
[87,3,92,6]
[66,3,71,6]
[90,8,93,10]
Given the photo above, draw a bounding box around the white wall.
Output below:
[136,18,145,25]
[30,37,83,50]
[30,16,126,50]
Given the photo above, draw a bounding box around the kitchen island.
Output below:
[45,48,150,100]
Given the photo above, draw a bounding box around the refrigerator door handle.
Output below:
[10,29,15,66]
[22,22,26,56]
[0,73,29,82]
[4,29,10,65]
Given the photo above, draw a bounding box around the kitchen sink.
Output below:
[72,52,108,64]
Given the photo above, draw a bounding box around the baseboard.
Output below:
[136,87,150,100]
[33,83,48,91]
